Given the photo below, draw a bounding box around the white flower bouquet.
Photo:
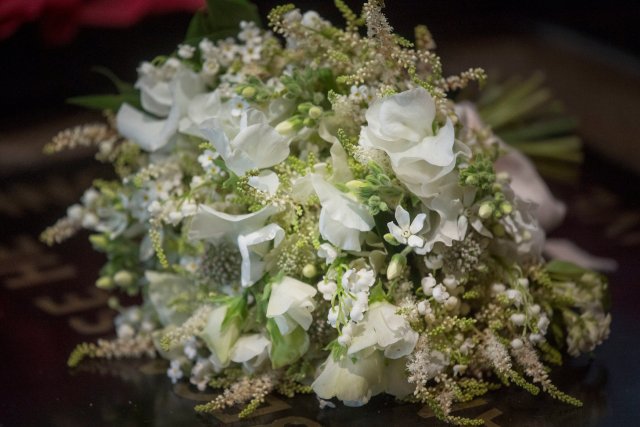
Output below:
[43,0,610,424]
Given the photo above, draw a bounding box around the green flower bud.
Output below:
[308,106,323,119]
[302,264,317,278]
[297,102,313,114]
[478,202,494,219]
[96,276,113,289]
[492,223,506,237]
[89,234,108,249]
[383,233,400,246]
[346,180,367,191]
[113,270,134,287]
[241,86,256,98]
[464,175,478,186]
[387,253,407,280]
[500,202,513,214]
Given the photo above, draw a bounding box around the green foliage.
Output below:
[67,342,98,367]
[266,319,309,369]
[185,0,262,45]
[476,73,583,182]
[67,67,140,111]
[459,154,496,195]
[222,295,248,330]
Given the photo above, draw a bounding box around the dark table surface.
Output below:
[1,15,640,427]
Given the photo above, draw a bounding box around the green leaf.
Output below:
[369,280,388,303]
[184,0,261,44]
[91,66,135,94]
[266,319,309,369]
[222,295,248,330]
[67,93,141,111]
[545,260,587,279]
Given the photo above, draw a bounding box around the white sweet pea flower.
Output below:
[312,350,414,407]
[347,301,419,359]
[359,87,470,200]
[200,109,290,176]
[237,223,285,287]
[312,350,384,406]
[266,276,317,335]
[117,70,204,152]
[188,204,279,242]
[189,205,282,287]
[387,205,426,248]
[229,333,271,373]
[310,175,374,251]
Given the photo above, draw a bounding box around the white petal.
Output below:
[394,205,410,228]
[495,148,566,231]
[230,334,270,363]
[188,204,278,241]
[409,213,427,234]
[374,88,435,142]
[248,170,280,196]
[387,222,406,244]
[266,276,317,318]
[407,234,424,248]
[312,352,385,406]
[238,223,285,287]
[116,103,175,152]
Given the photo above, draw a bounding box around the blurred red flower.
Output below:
[0,0,205,44]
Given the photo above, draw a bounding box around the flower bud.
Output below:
[444,296,459,311]
[241,86,256,98]
[386,253,407,280]
[510,313,526,326]
[383,233,400,246]
[114,270,134,287]
[510,338,524,349]
[302,263,317,278]
[96,276,113,289]
[443,276,458,290]
[478,202,493,219]
[308,106,323,119]
[297,102,312,114]
[417,300,429,315]
[421,275,437,295]
[492,223,506,237]
[346,180,367,191]
[500,202,513,215]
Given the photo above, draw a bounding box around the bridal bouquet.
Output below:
[43,0,610,424]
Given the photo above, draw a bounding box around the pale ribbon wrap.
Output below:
[456,102,616,272]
